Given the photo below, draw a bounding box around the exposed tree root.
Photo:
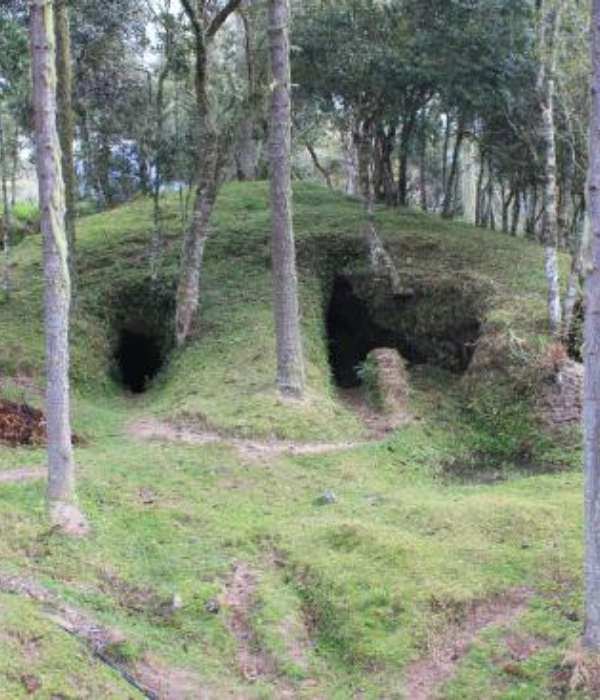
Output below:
[0,573,207,699]
[404,588,533,700]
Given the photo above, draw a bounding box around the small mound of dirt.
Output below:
[366,347,410,414]
[0,399,46,446]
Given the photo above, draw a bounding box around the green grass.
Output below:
[0,182,587,698]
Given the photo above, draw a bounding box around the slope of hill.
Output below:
[0,183,585,698]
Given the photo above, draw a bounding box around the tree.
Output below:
[29,0,87,535]
[268,0,305,397]
[175,0,242,347]
[54,0,77,284]
[584,0,600,651]
[537,0,563,335]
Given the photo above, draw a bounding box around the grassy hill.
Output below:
[0,183,586,698]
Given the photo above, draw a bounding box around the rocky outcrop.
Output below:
[537,359,583,430]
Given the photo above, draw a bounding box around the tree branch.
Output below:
[207,0,242,40]
[180,0,202,37]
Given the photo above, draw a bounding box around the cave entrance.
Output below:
[325,274,483,388]
[115,328,165,393]
[107,279,176,394]
[326,276,394,388]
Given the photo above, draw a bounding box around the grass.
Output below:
[0,182,587,698]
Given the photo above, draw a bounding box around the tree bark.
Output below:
[0,114,11,298]
[442,121,464,219]
[175,7,219,346]
[584,0,600,650]
[54,0,77,284]
[268,0,305,397]
[30,0,86,535]
[398,118,415,207]
[355,123,403,295]
[537,0,563,335]
[174,0,241,347]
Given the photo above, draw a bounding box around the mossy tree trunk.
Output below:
[0,113,11,298]
[54,0,77,287]
[537,0,563,335]
[175,0,242,347]
[30,0,87,535]
[268,0,305,398]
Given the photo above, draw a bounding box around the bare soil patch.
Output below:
[0,468,46,483]
[129,417,368,460]
[404,588,533,700]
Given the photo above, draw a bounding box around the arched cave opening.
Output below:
[115,327,165,393]
[325,274,483,388]
[326,276,394,388]
[108,279,175,394]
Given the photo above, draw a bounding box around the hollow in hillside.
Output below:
[107,279,175,394]
[325,274,486,388]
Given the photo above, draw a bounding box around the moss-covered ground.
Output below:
[0,183,586,698]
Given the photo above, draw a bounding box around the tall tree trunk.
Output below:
[0,114,11,298]
[511,188,521,236]
[150,62,169,279]
[268,0,305,398]
[398,118,415,207]
[442,121,464,219]
[355,123,403,295]
[10,122,18,207]
[584,0,600,650]
[538,1,563,335]
[175,4,218,347]
[54,0,77,284]
[475,147,486,226]
[419,119,428,212]
[30,0,87,536]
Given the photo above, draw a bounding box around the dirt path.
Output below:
[337,386,409,438]
[404,588,533,700]
[129,417,370,459]
[0,573,208,700]
[221,562,306,697]
[0,468,46,483]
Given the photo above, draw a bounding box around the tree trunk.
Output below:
[0,114,11,298]
[398,118,415,207]
[538,1,563,335]
[475,147,486,226]
[355,123,403,295]
[10,122,18,208]
[175,13,218,347]
[442,122,464,219]
[268,0,305,398]
[54,0,77,284]
[30,0,87,535]
[584,0,600,650]
[511,188,521,236]
[419,120,428,212]
[150,62,169,279]
[461,135,477,225]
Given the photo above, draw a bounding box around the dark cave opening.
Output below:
[325,275,482,388]
[107,279,176,394]
[115,328,165,393]
[326,276,395,388]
